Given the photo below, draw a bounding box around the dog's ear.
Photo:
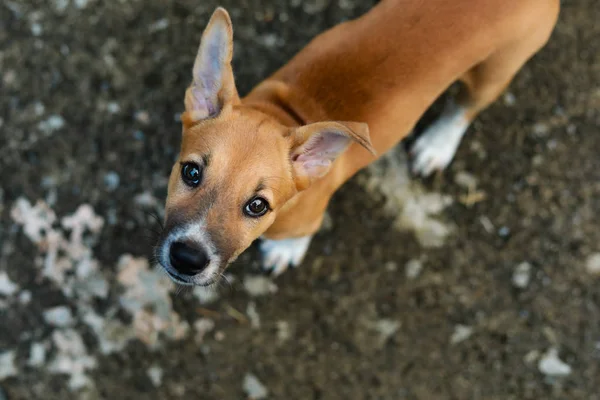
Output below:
[290,121,375,190]
[183,8,238,125]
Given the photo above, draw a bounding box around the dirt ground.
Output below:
[1,0,600,399]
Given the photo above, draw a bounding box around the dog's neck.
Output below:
[243,80,330,128]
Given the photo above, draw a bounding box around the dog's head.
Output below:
[156,8,374,285]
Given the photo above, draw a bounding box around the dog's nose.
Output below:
[169,241,210,275]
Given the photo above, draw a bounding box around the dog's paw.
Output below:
[259,235,312,276]
[410,111,469,177]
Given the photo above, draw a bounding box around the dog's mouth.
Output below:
[164,269,194,286]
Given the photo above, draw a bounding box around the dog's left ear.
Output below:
[290,121,375,190]
[183,7,239,125]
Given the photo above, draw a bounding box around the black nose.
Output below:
[169,241,210,276]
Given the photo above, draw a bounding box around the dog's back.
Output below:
[263,0,559,137]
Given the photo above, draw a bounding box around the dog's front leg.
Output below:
[259,235,313,276]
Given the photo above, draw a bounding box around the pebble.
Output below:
[104,171,120,191]
[106,102,120,114]
[450,325,473,344]
[194,318,215,343]
[498,226,510,237]
[74,0,89,9]
[0,351,17,380]
[18,290,32,305]
[246,301,261,329]
[147,366,163,387]
[503,92,516,106]
[31,22,43,36]
[276,321,291,343]
[454,171,478,189]
[404,259,423,279]
[0,272,19,296]
[532,122,549,137]
[538,348,572,377]
[243,373,268,400]
[243,275,278,297]
[585,253,600,275]
[512,262,532,289]
[27,342,47,367]
[43,306,75,327]
[38,115,65,134]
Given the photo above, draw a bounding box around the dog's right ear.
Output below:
[183,8,238,126]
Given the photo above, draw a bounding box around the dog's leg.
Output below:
[259,235,313,276]
[411,14,558,177]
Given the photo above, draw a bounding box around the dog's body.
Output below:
[157,0,559,284]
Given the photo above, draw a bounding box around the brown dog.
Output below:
[156,0,559,285]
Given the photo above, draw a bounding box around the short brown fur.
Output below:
[162,0,559,275]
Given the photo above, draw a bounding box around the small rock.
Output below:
[523,350,540,365]
[194,318,215,343]
[454,171,478,189]
[276,321,291,343]
[0,351,17,380]
[450,325,473,344]
[106,102,120,114]
[246,301,261,329]
[243,276,278,297]
[74,0,89,9]
[585,253,600,275]
[33,102,46,116]
[104,171,120,191]
[503,92,516,106]
[404,259,423,279]
[18,290,32,305]
[214,331,225,341]
[149,18,169,32]
[27,342,47,367]
[147,366,163,387]
[134,110,150,125]
[31,22,42,36]
[43,306,74,327]
[512,262,532,289]
[532,122,549,137]
[243,373,268,400]
[498,226,510,237]
[538,348,572,377]
[38,115,65,134]
[53,0,69,13]
[0,272,19,296]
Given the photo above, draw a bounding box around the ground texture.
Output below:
[1,0,599,399]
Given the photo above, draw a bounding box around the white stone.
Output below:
[404,259,423,279]
[538,348,572,377]
[243,373,268,400]
[0,272,18,296]
[43,306,74,327]
[512,262,532,289]
[585,253,600,275]
[243,276,278,297]
[0,351,17,380]
[450,325,473,344]
[147,366,163,387]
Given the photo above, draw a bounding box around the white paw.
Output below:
[259,235,312,276]
[410,107,469,177]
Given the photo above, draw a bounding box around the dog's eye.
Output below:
[181,162,202,187]
[244,197,270,217]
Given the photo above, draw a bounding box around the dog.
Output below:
[156,0,559,285]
